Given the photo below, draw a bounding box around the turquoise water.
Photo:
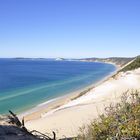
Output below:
[0,59,116,114]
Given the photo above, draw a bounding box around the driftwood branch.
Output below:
[8,110,56,140]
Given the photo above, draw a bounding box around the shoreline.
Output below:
[19,64,118,122]
[25,67,140,138]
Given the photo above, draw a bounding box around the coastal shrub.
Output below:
[121,56,140,72]
[77,90,140,140]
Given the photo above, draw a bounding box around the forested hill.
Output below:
[120,56,140,72]
[80,57,135,67]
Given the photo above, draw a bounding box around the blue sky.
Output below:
[0,0,140,58]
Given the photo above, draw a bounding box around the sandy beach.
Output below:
[19,68,117,121]
[24,68,140,139]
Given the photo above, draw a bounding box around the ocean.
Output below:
[0,59,116,114]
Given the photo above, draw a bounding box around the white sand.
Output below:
[25,68,140,139]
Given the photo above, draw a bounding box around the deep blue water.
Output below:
[0,59,116,114]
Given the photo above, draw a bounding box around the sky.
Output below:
[0,0,140,58]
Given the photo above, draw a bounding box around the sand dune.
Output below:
[25,68,140,139]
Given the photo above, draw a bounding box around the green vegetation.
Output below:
[82,57,134,67]
[71,87,93,101]
[121,56,140,72]
[77,90,140,140]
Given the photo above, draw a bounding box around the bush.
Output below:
[77,90,140,140]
